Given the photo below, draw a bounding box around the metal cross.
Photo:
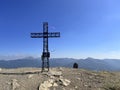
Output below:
[31,22,60,72]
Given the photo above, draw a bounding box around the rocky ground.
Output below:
[0,67,120,90]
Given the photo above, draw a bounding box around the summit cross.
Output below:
[31,22,60,72]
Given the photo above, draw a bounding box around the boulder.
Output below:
[53,83,58,87]
[11,79,20,90]
[50,70,62,77]
[39,79,58,90]
[59,78,71,86]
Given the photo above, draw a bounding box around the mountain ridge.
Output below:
[0,57,120,71]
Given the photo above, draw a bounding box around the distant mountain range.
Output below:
[0,57,120,71]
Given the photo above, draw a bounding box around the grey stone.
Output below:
[11,79,20,90]
[28,74,33,79]
[59,78,71,86]
[39,79,56,90]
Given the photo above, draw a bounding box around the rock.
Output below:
[11,79,20,90]
[50,70,62,77]
[39,79,56,90]
[53,83,58,87]
[28,74,33,79]
[75,86,78,89]
[39,81,52,90]
[50,75,55,79]
[59,78,71,86]
[6,82,11,85]
[77,78,81,80]
[48,79,54,84]
[84,84,88,87]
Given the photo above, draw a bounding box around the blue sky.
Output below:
[0,0,120,59]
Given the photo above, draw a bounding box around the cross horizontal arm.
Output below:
[31,32,60,38]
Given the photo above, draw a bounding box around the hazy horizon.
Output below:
[1,55,120,60]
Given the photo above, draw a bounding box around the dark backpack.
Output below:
[73,63,78,68]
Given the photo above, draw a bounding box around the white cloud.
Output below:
[0,54,39,60]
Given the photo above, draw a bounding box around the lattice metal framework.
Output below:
[31,22,60,72]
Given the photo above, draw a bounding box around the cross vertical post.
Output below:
[31,22,60,72]
[42,22,50,71]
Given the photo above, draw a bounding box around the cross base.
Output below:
[41,52,50,72]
